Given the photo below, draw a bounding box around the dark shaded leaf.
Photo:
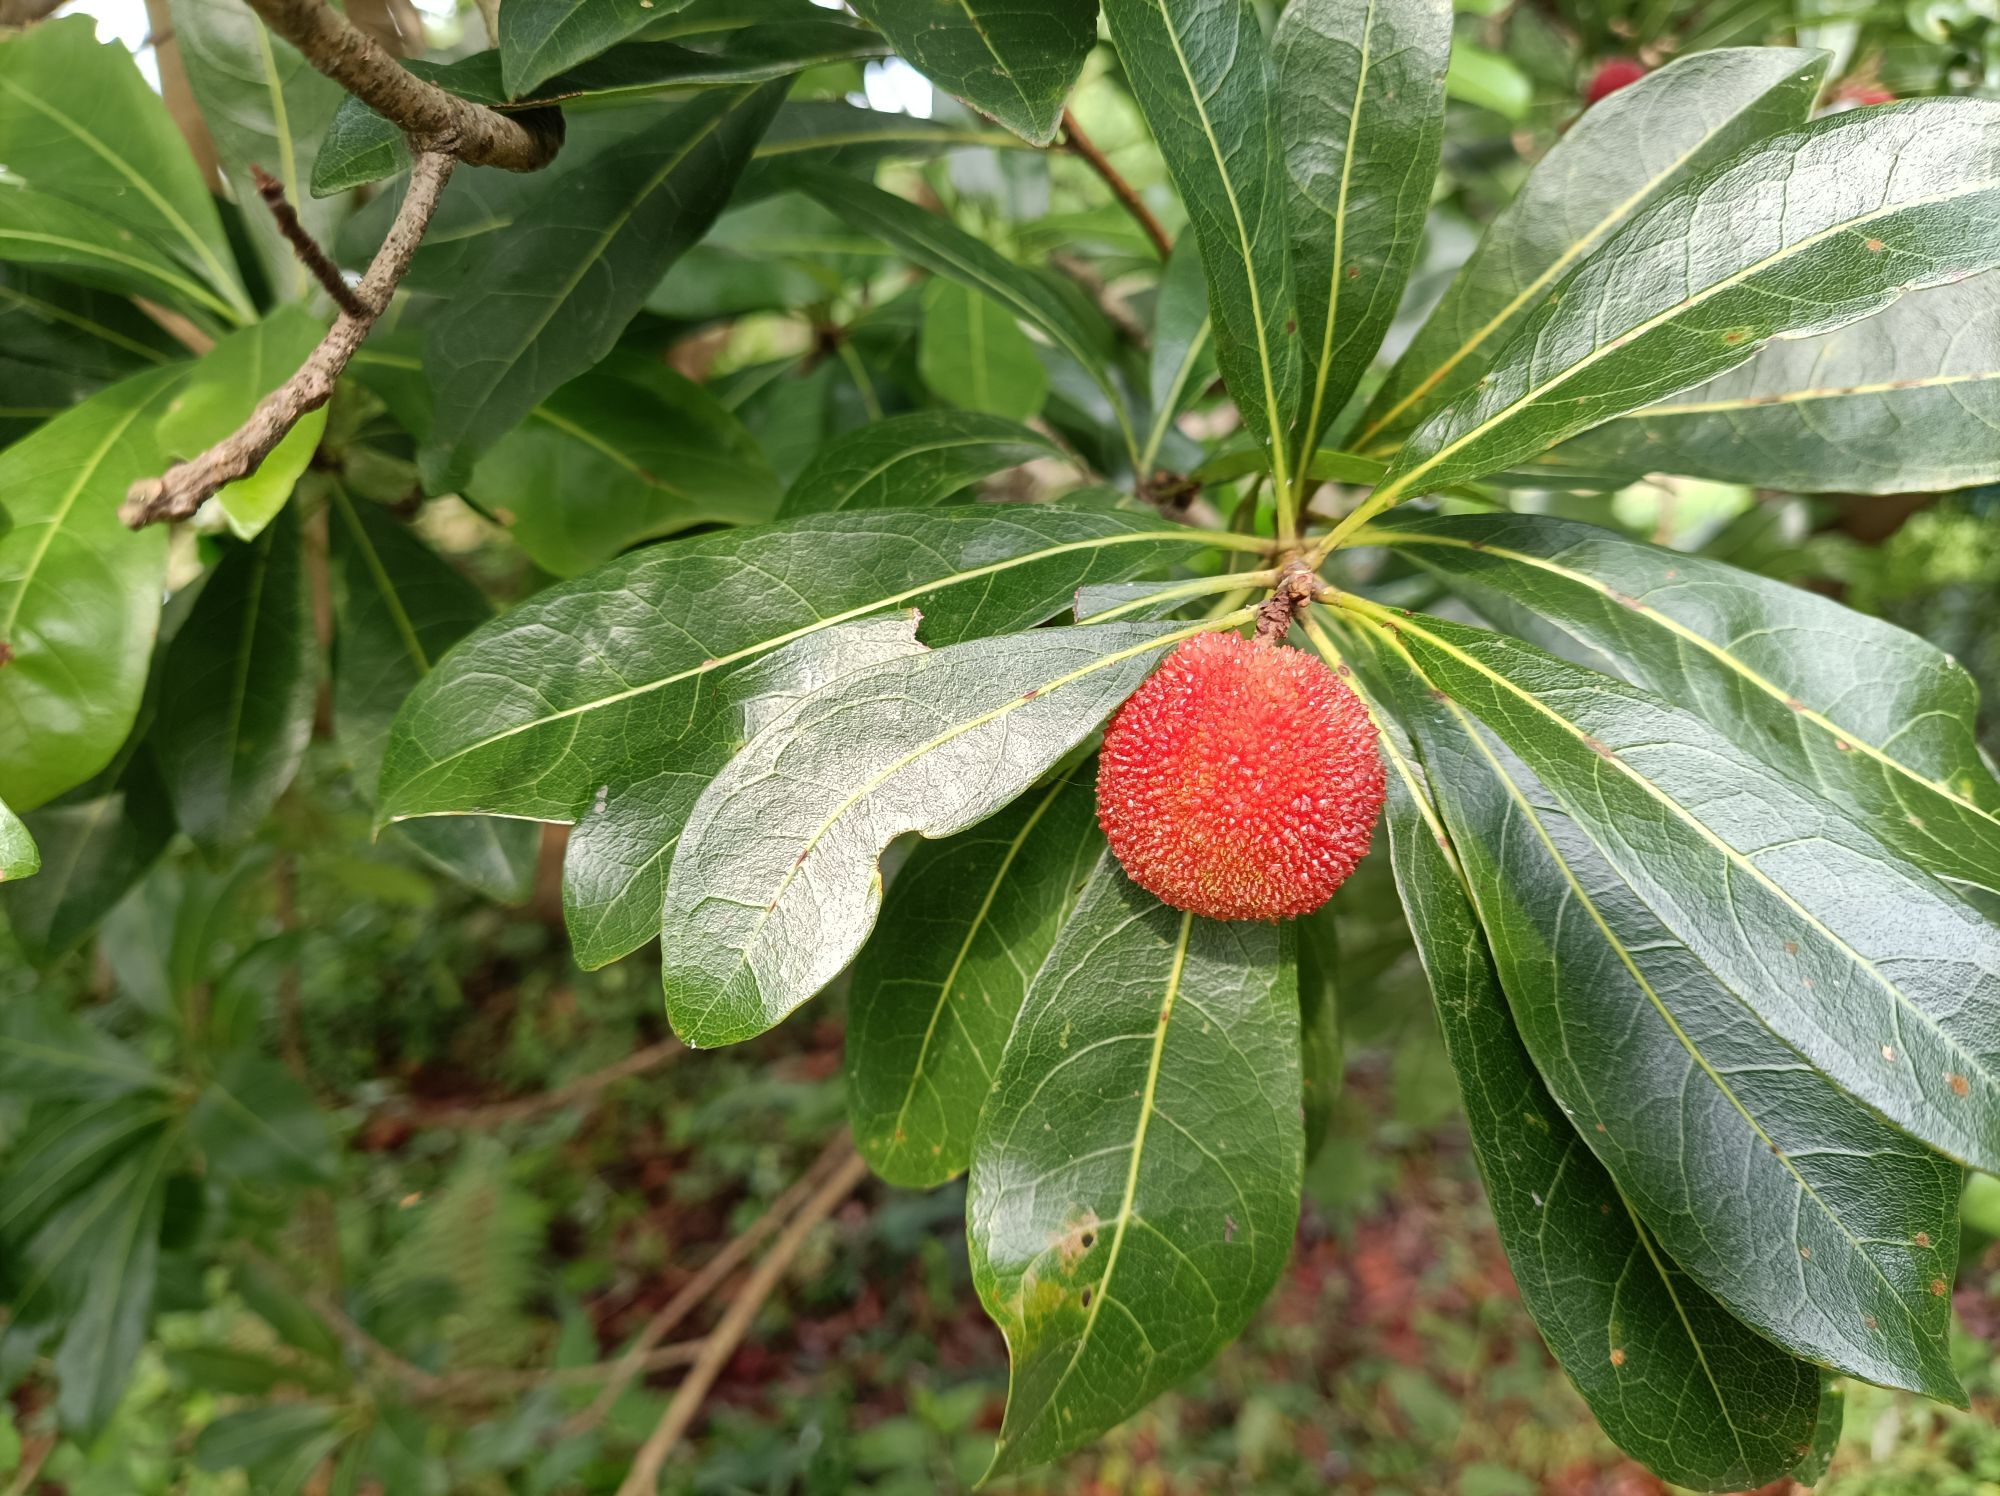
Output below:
[967,854,1300,1475]
[156,504,316,852]
[419,82,786,489]
[777,410,1059,517]
[501,0,699,95]
[919,279,1050,422]
[847,769,1101,1186]
[189,1052,336,1186]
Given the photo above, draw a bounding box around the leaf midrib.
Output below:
[1630,366,2000,417]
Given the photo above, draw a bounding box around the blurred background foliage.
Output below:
[5,0,2000,1490]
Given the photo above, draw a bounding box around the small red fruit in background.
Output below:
[1839,82,1897,107]
[1097,631,1386,922]
[1584,58,1648,105]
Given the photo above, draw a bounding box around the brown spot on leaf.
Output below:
[1948,1072,1971,1097]
[1931,1278,1949,1296]
[1882,1045,1897,1062]
[1583,735,1616,760]
[1865,237,1885,251]
[0,641,12,668]
[1865,1315,1878,1329]
[1346,265,1360,280]
[1021,687,1040,701]
[1224,1214,1238,1243]
[1051,1212,1101,1269]
[1785,696,1807,711]
[1080,1288,1093,1307]
[1594,1122,1607,1133]
[1784,941,1799,955]
[1721,329,1748,345]
[1835,739,1854,752]
[1609,1348,1626,1367]
[1914,1231,1932,1248]
[1799,1245,1811,1259]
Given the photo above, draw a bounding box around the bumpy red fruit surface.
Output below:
[1096,631,1386,922]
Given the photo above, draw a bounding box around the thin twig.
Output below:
[560,1132,855,1440]
[406,1038,683,1132]
[251,163,367,317]
[616,1147,872,1494]
[1060,108,1173,260]
[121,150,455,529]
[244,0,561,172]
[0,1432,53,1496]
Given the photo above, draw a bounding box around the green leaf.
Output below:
[1371,100,2000,504]
[846,769,1101,1187]
[378,508,1234,826]
[1374,643,1961,1400]
[777,410,1059,518]
[1276,0,1450,461]
[470,354,781,576]
[849,0,1097,146]
[326,489,539,903]
[1102,0,1299,471]
[919,279,1051,423]
[1364,687,1824,1490]
[0,188,244,324]
[158,306,328,538]
[194,1404,344,1479]
[0,15,250,322]
[1369,513,2000,908]
[1355,47,1825,455]
[0,367,179,811]
[48,1134,172,1437]
[1793,1379,1846,1487]
[1443,42,1531,120]
[1296,904,1341,1160]
[501,0,699,95]
[742,100,1030,200]
[0,1005,164,1101]
[1143,234,1213,469]
[566,614,927,970]
[794,174,1137,463]
[1342,599,2000,1177]
[2,752,175,965]
[1535,273,2000,495]
[661,617,1236,1047]
[155,505,316,852]
[0,798,36,882]
[966,854,1300,1476]
[419,82,786,490]
[189,1052,336,1186]
[168,0,349,304]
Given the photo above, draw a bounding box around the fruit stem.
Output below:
[1253,557,1327,645]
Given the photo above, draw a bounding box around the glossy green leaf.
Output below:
[168,0,349,303]
[1143,234,1213,469]
[0,367,179,811]
[2,751,174,965]
[850,0,1096,146]
[565,614,925,970]
[1275,0,1450,459]
[1374,642,1961,1399]
[919,279,1051,423]
[741,100,1029,200]
[1536,273,2000,495]
[326,488,539,904]
[1372,100,2000,504]
[419,82,786,490]
[501,0,699,94]
[966,854,1300,1475]
[0,267,177,382]
[159,307,328,539]
[1443,42,1530,120]
[0,798,36,883]
[188,1053,336,1186]
[379,508,1228,826]
[155,506,316,852]
[1296,905,1341,1159]
[847,769,1100,1187]
[0,189,244,324]
[1355,47,1825,455]
[471,355,782,576]
[794,174,1137,462]
[1103,0,1300,466]
[778,410,1059,517]
[662,617,1234,1047]
[0,15,250,321]
[1369,512,2000,906]
[1345,600,2000,1176]
[1364,681,1825,1490]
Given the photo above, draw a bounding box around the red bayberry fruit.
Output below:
[1584,58,1648,104]
[1840,83,1897,106]
[1096,631,1386,922]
